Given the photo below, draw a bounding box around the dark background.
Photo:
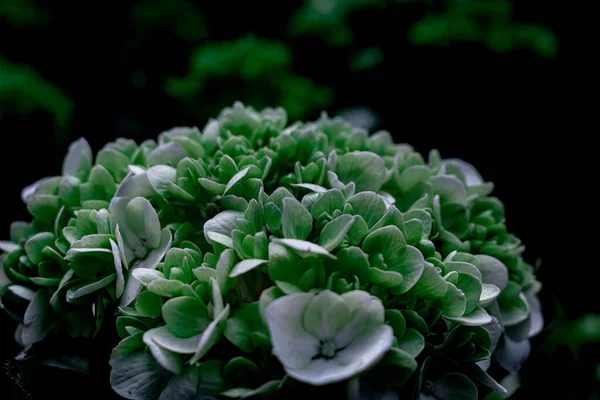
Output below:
[1,1,595,399]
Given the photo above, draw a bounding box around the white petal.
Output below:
[265,292,320,369]
[286,325,393,386]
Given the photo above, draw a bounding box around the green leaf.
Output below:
[109,351,170,400]
[111,332,145,358]
[216,249,237,294]
[318,214,354,252]
[334,151,387,192]
[431,373,478,400]
[346,192,387,228]
[441,282,466,318]
[397,328,425,357]
[282,197,313,240]
[229,259,268,278]
[135,291,163,318]
[162,296,210,337]
[158,366,200,400]
[220,380,281,399]
[66,274,116,302]
[272,238,336,259]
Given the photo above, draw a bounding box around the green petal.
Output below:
[229,259,268,278]
[446,307,492,326]
[363,225,407,266]
[385,309,406,340]
[272,238,336,260]
[162,296,210,338]
[286,324,393,386]
[335,290,386,348]
[189,304,230,365]
[310,189,345,219]
[441,282,466,318]
[479,283,500,307]
[62,137,93,180]
[390,245,425,294]
[144,325,200,354]
[318,214,354,252]
[265,292,319,369]
[334,151,386,192]
[431,373,478,400]
[346,191,387,228]
[25,232,56,265]
[120,228,172,307]
[370,268,404,288]
[204,211,243,245]
[475,254,508,292]
[282,197,313,240]
[131,269,165,287]
[397,328,425,357]
[431,175,468,206]
[302,290,350,341]
[456,273,482,314]
[224,166,251,195]
[66,274,116,302]
[125,197,161,249]
[408,261,447,299]
[135,291,163,318]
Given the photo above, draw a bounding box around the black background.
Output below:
[1,1,594,399]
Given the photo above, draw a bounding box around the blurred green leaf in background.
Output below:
[0,55,73,131]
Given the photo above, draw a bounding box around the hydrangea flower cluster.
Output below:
[0,102,542,399]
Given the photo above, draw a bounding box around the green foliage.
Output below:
[0,102,543,399]
[409,0,559,57]
[0,56,73,129]
[165,35,333,121]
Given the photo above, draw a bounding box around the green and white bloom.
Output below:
[1,102,543,399]
[265,290,393,386]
